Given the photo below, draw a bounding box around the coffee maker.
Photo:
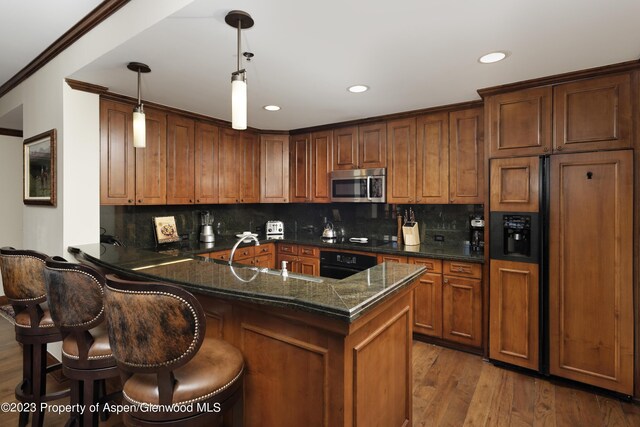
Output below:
[199,211,215,243]
[469,214,485,252]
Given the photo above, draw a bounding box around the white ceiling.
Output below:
[4,0,640,131]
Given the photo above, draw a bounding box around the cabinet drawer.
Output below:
[234,246,255,260]
[255,253,275,269]
[278,243,298,255]
[443,261,482,279]
[208,250,231,262]
[298,245,319,257]
[256,243,275,256]
[377,254,408,264]
[408,257,442,273]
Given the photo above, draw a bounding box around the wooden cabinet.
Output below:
[449,107,484,204]
[100,99,136,205]
[135,108,166,205]
[553,73,631,153]
[489,156,540,212]
[333,126,358,170]
[260,134,289,203]
[442,274,482,347]
[311,131,332,202]
[194,122,219,204]
[386,118,417,204]
[218,129,260,203]
[409,258,443,337]
[377,254,408,264]
[289,134,312,202]
[549,150,633,394]
[489,260,539,370]
[276,243,320,276]
[205,243,275,269]
[359,122,386,169]
[166,115,195,204]
[416,112,449,204]
[486,87,553,158]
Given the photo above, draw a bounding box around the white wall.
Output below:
[0,135,24,296]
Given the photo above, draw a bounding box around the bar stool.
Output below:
[44,256,120,427]
[103,275,245,427]
[0,247,70,427]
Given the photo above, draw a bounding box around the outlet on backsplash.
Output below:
[434,235,445,242]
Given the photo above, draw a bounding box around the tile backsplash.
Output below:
[101,203,483,248]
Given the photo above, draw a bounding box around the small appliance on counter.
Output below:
[402,208,420,246]
[266,220,284,239]
[322,222,337,240]
[199,211,215,243]
[469,214,485,252]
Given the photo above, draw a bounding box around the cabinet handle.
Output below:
[189,199,193,203]
[409,198,413,202]
[138,199,142,203]
[196,199,200,203]
[128,199,133,204]
[556,146,563,151]
[543,147,549,152]
[443,278,449,284]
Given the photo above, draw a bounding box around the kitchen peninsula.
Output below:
[71,243,425,427]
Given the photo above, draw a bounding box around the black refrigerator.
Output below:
[487,151,634,396]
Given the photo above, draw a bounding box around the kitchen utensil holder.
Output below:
[402,223,420,246]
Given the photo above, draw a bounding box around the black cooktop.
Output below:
[322,238,395,248]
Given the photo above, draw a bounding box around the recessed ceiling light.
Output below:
[479,51,508,64]
[348,85,369,93]
[263,105,280,111]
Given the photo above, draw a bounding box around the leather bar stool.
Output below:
[0,247,70,427]
[103,275,245,427]
[44,256,120,427]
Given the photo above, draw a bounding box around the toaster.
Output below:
[266,220,284,238]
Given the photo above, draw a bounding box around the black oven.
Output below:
[320,251,377,279]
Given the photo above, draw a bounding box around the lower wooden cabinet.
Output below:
[489,260,539,370]
[412,272,442,337]
[203,243,275,269]
[276,244,320,276]
[442,274,482,347]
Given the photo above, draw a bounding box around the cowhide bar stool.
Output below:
[0,247,70,427]
[103,275,245,427]
[44,256,120,427]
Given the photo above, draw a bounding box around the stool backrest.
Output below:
[104,274,206,373]
[0,247,48,304]
[44,256,105,332]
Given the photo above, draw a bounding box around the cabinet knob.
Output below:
[138,199,142,203]
[543,147,549,152]
[556,146,563,151]
[196,199,200,203]
[128,199,133,204]
[443,278,449,284]
[189,199,193,203]
[409,198,413,202]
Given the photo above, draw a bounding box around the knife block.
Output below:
[402,223,420,246]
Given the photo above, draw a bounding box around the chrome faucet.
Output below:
[229,234,260,265]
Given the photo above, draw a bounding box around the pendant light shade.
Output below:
[226,11,254,131]
[127,62,151,147]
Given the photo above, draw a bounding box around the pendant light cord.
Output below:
[137,69,142,107]
[236,20,241,72]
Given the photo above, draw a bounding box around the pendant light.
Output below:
[127,62,151,148]
[225,10,254,130]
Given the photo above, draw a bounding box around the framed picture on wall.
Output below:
[23,129,56,206]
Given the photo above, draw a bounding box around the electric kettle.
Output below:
[322,222,337,239]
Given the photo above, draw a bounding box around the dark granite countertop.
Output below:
[70,243,425,323]
[151,233,485,264]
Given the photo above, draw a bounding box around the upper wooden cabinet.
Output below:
[166,115,195,204]
[416,112,449,204]
[289,134,312,202]
[332,126,358,170]
[239,131,260,203]
[449,107,484,204]
[135,108,167,205]
[311,130,332,202]
[486,87,553,158]
[386,117,417,204]
[194,122,219,204]
[553,73,631,153]
[359,122,386,169]
[218,128,240,203]
[260,134,289,203]
[489,156,540,212]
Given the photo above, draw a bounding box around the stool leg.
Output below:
[68,379,81,427]
[82,378,97,427]
[18,343,33,427]
[31,343,47,427]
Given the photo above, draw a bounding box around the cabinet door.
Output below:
[442,275,482,347]
[311,130,332,202]
[255,253,275,270]
[260,134,289,203]
[100,100,135,205]
[416,112,449,204]
[377,254,408,264]
[290,134,311,202]
[298,256,320,276]
[134,108,166,205]
[386,118,417,204]
[487,87,552,158]
[194,122,219,204]
[413,272,442,337]
[554,73,631,153]
[489,156,539,212]
[166,115,195,204]
[333,126,358,170]
[358,122,386,169]
[449,107,484,204]
[240,132,260,203]
[489,260,539,370]
[549,150,633,394]
[278,254,299,273]
[219,128,240,203]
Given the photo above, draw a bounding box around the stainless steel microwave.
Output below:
[330,168,386,203]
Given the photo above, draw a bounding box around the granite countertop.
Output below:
[152,233,485,264]
[70,244,425,323]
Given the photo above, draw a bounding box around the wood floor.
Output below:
[0,316,638,426]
